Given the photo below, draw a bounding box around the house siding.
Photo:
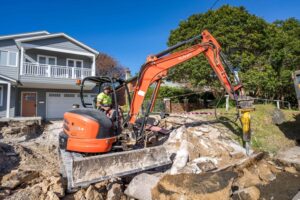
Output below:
[22,37,92,53]
[25,49,92,68]
[0,39,20,80]
[0,83,16,118]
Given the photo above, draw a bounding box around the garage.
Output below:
[46,92,96,119]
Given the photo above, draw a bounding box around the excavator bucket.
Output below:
[60,146,172,192]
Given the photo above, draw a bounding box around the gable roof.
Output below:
[0,31,49,41]
[15,33,99,55]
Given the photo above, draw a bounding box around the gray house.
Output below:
[0,31,98,119]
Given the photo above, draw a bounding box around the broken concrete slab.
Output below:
[276,146,300,169]
[125,173,160,200]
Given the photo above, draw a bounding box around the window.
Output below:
[48,93,61,97]
[64,94,75,97]
[0,50,18,67]
[67,59,83,68]
[37,55,57,65]
[0,85,3,106]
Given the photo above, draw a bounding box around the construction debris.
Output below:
[152,171,237,200]
[0,115,300,199]
[125,173,160,200]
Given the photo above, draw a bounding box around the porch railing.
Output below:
[22,62,92,79]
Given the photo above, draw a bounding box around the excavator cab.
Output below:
[60,76,131,153]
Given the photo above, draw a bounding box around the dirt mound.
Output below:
[152,171,237,200]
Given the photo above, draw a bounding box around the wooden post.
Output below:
[163,98,171,113]
[276,100,280,109]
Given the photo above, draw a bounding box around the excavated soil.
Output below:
[0,114,300,200]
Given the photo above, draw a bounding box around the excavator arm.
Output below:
[128,30,243,124]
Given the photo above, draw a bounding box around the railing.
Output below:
[22,62,92,79]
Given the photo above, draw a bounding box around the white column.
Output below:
[225,95,229,111]
[6,83,11,118]
[91,55,96,76]
[20,47,24,75]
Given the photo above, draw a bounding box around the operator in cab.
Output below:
[97,86,116,120]
[97,86,112,110]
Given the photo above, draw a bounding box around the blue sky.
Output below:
[1,0,299,73]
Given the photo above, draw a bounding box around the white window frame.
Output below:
[0,85,3,106]
[37,54,57,65]
[66,58,83,68]
[0,50,19,67]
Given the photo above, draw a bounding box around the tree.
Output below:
[167,5,300,103]
[96,52,126,78]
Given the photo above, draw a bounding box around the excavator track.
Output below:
[59,146,172,192]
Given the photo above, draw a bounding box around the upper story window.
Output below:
[67,58,83,68]
[0,85,3,106]
[37,55,57,65]
[0,50,18,67]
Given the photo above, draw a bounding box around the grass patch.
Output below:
[208,104,300,154]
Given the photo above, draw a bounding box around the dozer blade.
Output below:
[60,146,172,192]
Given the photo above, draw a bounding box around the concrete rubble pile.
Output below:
[0,115,299,200]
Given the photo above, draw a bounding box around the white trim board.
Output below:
[0,85,3,107]
[15,33,98,55]
[0,74,17,83]
[20,91,38,117]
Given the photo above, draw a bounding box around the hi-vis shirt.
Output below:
[97,92,112,106]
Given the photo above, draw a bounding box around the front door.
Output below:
[22,92,37,117]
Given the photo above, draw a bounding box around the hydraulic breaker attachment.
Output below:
[238,96,254,155]
[59,146,172,192]
[240,108,252,155]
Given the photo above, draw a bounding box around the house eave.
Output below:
[0,31,49,41]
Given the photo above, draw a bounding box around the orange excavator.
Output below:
[59,30,253,191]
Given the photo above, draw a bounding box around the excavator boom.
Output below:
[128,30,243,124]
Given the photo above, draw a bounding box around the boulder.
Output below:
[152,171,237,200]
[272,108,285,125]
[125,173,160,200]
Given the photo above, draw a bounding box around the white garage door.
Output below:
[46,92,96,119]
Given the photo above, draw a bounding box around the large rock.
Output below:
[152,171,237,200]
[276,146,300,169]
[125,173,160,200]
[272,108,285,125]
